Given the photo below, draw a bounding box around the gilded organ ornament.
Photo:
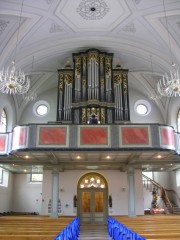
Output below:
[59,73,64,92]
[57,49,130,123]
[105,57,111,77]
[113,74,122,84]
[75,64,81,78]
[123,74,127,93]
[64,74,73,85]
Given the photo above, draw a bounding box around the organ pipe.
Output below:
[57,49,130,123]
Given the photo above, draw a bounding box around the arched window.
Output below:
[78,173,107,189]
[177,109,180,133]
[0,109,7,133]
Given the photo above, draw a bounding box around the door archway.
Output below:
[77,172,108,225]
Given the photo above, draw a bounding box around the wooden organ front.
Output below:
[57,49,130,124]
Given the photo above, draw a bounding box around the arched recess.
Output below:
[77,172,108,225]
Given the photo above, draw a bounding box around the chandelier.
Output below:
[0,0,30,95]
[157,0,180,97]
[23,56,36,101]
[157,66,180,97]
[0,61,30,95]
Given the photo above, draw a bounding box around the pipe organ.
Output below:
[57,49,130,124]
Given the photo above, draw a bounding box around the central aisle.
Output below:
[78,225,112,240]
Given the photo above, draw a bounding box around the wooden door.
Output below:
[79,188,107,224]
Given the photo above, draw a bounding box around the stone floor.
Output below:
[78,225,113,240]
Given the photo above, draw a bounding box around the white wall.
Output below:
[169,171,180,207]
[153,172,171,189]
[12,174,42,213]
[167,97,180,132]
[19,88,57,125]
[41,169,143,216]
[129,88,164,124]
[134,169,144,215]
[1,169,179,216]
[0,171,13,212]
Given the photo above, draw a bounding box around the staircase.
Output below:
[78,225,112,240]
[165,200,180,214]
[143,174,180,214]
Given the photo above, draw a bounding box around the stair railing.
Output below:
[163,189,180,213]
[142,174,173,212]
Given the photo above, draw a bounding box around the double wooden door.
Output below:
[78,187,108,225]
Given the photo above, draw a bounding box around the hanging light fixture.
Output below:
[0,0,30,95]
[157,0,180,97]
[149,55,162,101]
[23,56,37,102]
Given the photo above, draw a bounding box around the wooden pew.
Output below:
[113,215,180,239]
[0,216,74,240]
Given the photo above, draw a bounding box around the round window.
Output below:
[136,104,148,115]
[134,100,151,116]
[33,101,49,117]
[36,105,48,116]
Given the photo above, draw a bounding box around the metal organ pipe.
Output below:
[88,58,99,100]
[95,61,99,99]
[92,59,95,99]
[58,92,63,120]
[64,83,72,120]
[88,62,91,100]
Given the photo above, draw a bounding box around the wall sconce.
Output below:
[109,195,112,208]
[73,195,77,207]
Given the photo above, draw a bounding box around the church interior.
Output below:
[0,0,180,239]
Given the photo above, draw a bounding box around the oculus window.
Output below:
[134,100,151,116]
[33,101,49,117]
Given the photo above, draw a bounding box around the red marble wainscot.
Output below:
[80,127,108,146]
[12,126,27,149]
[0,135,6,152]
[121,126,149,145]
[160,127,175,147]
[38,126,67,145]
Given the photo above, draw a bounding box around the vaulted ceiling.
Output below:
[0,0,180,173]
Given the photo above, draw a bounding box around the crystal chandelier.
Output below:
[0,61,30,94]
[0,0,30,95]
[23,56,36,101]
[157,66,180,97]
[157,0,180,97]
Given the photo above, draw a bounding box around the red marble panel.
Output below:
[12,127,26,148]
[80,127,108,145]
[161,127,175,146]
[122,127,149,145]
[39,127,66,145]
[0,135,6,151]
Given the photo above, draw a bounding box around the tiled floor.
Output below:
[78,225,113,240]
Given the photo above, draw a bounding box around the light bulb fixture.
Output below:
[23,56,37,102]
[149,55,162,101]
[157,0,180,97]
[0,0,30,95]
[157,65,180,97]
